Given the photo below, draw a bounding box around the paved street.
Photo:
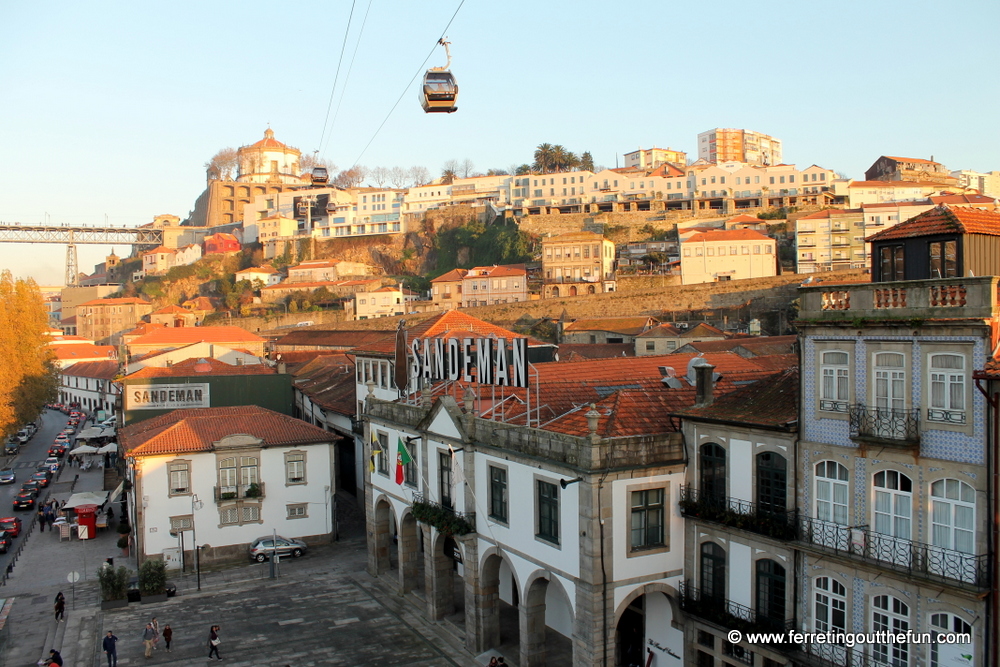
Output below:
[0,441,489,667]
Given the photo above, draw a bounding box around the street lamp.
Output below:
[191,494,204,590]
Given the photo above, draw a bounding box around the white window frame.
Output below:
[872,595,910,667]
[928,353,966,424]
[814,461,849,526]
[819,350,850,412]
[813,576,847,633]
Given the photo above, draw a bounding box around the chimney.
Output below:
[585,404,601,444]
[277,362,287,374]
[695,363,716,407]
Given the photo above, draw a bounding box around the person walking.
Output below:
[150,616,160,650]
[207,625,222,660]
[102,631,119,667]
[162,624,172,652]
[54,593,65,622]
[38,509,47,532]
[141,622,156,658]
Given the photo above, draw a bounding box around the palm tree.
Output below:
[441,169,457,185]
[533,144,555,173]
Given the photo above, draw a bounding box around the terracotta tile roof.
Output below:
[727,214,762,223]
[849,180,935,188]
[556,343,634,360]
[61,360,119,380]
[749,353,799,370]
[121,406,333,457]
[143,246,175,255]
[129,326,264,347]
[273,329,393,350]
[151,305,188,315]
[672,367,799,429]
[882,156,941,165]
[123,323,169,337]
[77,297,151,307]
[431,269,468,283]
[352,311,538,356]
[975,356,1000,380]
[682,323,729,338]
[126,357,275,379]
[636,323,684,338]
[648,163,686,178]
[861,201,931,208]
[290,260,343,269]
[183,297,218,311]
[866,205,1000,242]
[292,354,357,416]
[272,350,338,371]
[542,232,607,243]
[929,194,997,206]
[683,229,773,243]
[262,279,380,291]
[51,344,117,361]
[236,265,278,274]
[563,317,658,336]
[466,264,527,278]
[249,129,289,150]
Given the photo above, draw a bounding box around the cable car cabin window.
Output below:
[928,240,957,278]
[879,245,904,281]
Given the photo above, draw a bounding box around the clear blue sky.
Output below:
[1,0,997,284]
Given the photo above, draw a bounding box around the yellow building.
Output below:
[76,297,154,345]
[541,232,616,298]
[623,147,687,169]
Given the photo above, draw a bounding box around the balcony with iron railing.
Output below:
[679,485,798,540]
[788,640,878,667]
[214,482,265,503]
[849,404,920,448]
[797,515,990,589]
[679,581,794,638]
[411,493,476,535]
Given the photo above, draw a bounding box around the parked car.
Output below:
[20,480,41,494]
[0,531,11,554]
[4,440,18,455]
[248,535,307,562]
[43,457,61,472]
[126,577,177,602]
[0,468,15,484]
[0,516,24,537]
[15,431,29,444]
[13,491,37,510]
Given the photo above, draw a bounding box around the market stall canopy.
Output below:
[97,443,119,454]
[69,445,99,455]
[63,491,108,509]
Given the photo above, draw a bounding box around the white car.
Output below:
[44,457,61,472]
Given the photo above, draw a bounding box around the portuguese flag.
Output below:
[395,437,412,485]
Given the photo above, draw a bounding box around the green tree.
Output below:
[580,151,595,172]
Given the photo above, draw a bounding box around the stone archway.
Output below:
[612,583,683,667]
[397,511,421,595]
[588,285,596,294]
[372,496,393,575]
[472,550,520,656]
[569,285,578,296]
[422,528,462,621]
[519,572,577,667]
[551,286,560,298]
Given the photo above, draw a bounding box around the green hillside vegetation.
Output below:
[430,219,534,278]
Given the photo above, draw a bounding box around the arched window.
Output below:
[930,479,975,553]
[699,542,725,604]
[815,461,849,525]
[755,559,786,626]
[873,595,910,667]
[820,350,850,411]
[873,470,913,566]
[929,612,973,667]
[756,452,787,515]
[928,354,966,423]
[218,457,237,495]
[700,443,726,506]
[813,577,846,633]
[873,352,905,411]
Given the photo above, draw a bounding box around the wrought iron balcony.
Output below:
[798,516,990,588]
[679,485,797,540]
[789,640,877,667]
[849,404,920,447]
[214,482,265,503]
[679,581,794,638]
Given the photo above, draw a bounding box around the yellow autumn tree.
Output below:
[0,271,58,438]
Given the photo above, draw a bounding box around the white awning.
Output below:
[63,491,109,509]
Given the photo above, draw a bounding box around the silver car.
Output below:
[248,535,307,562]
[0,468,15,484]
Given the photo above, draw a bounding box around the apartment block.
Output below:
[623,146,687,169]
[460,265,527,307]
[698,128,782,166]
[76,297,154,345]
[680,229,776,284]
[541,232,616,297]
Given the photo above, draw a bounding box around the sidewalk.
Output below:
[0,456,129,667]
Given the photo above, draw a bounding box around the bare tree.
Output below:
[389,166,410,188]
[369,166,390,188]
[409,166,430,186]
[459,158,475,178]
[334,166,368,188]
[300,153,338,177]
[205,147,239,180]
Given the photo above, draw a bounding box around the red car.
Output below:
[0,517,23,537]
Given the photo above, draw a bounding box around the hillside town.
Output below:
[1,120,997,667]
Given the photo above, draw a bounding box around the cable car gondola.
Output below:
[311,167,329,185]
[421,39,458,114]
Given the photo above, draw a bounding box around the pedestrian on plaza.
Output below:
[207,624,222,660]
[54,593,65,622]
[38,509,47,532]
[46,649,64,666]
[141,622,156,658]
[151,616,160,649]
[489,658,499,667]
[162,624,172,652]
[102,630,119,667]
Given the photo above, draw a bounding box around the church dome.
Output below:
[251,128,289,150]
